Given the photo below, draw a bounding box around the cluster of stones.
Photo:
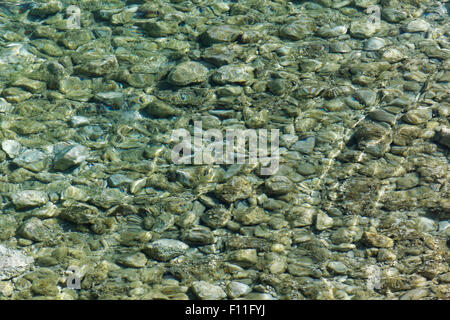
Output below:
[0,0,448,300]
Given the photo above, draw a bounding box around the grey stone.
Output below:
[53,144,89,171]
[226,281,251,299]
[212,64,254,85]
[143,239,189,262]
[13,149,48,172]
[354,89,376,106]
[192,281,227,300]
[11,190,49,209]
[201,25,241,45]
[291,136,315,154]
[0,245,34,280]
[1,140,22,158]
[18,217,51,242]
[364,37,386,51]
[168,61,209,86]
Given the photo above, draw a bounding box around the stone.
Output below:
[0,245,34,280]
[354,89,376,107]
[2,87,32,103]
[143,239,189,262]
[226,281,251,299]
[234,206,268,225]
[382,8,407,23]
[402,108,432,125]
[315,211,334,230]
[265,175,294,195]
[215,176,253,203]
[143,21,177,37]
[53,144,89,171]
[212,64,254,85]
[11,190,49,209]
[13,149,48,172]
[291,136,315,154]
[350,20,380,39]
[228,249,258,267]
[1,140,22,159]
[396,173,419,190]
[18,217,52,242]
[168,61,209,86]
[201,207,231,229]
[192,281,227,300]
[290,206,315,227]
[280,20,314,40]
[117,253,148,268]
[95,92,124,108]
[200,25,241,45]
[405,20,430,33]
[145,100,180,118]
[361,231,394,248]
[0,215,18,241]
[364,37,386,51]
[327,261,348,275]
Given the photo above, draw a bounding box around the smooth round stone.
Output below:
[168,61,209,86]
[382,48,405,63]
[264,175,294,195]
[353,89,376,106]
[212,64,254,85]
[405,19,430,33]
[316,25,348,38]
[13,149,48,172]
[327,261,348,274]
[192,281,227,300]
[143,239,189,262]
[291,136,315,154]
[201,25,241,45]
[329,42,352,53]
[11,190,49,209]
[17,218,51,242]
[382,8,407,23]
[95,91,124,108]
[402,108,432,124]
[117,253,148,268]
[226,281,251,299]
[364,37,386,51]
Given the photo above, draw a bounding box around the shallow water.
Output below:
[0,0,448,300]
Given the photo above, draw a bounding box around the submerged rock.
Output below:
[0,245,34,280]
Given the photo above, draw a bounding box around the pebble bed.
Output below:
[0,0,449,300]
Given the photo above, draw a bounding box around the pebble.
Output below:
[143,239,189,262]
[192,281,227,300]
[11,190,49,209]
[0,245,34,280]
[53,145,89,171]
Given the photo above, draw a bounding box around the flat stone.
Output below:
[1,140,22,158]
[0,245,34,280]
[226,281,251,299]
[168,61,209,86]
[13,149,48,172]
[291,136,315,154]
[201,25,242,45]
[11,190,49,209]
[212,64,254,85]
[405,19,430,33]
[192,281,227,300]
[361,231,394,248]
[143,239,189,262]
